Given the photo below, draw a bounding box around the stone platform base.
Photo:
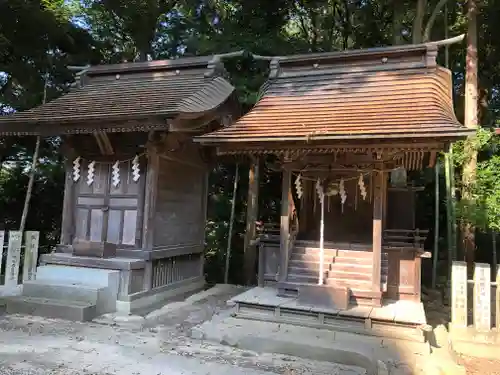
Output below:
[1,260,205,321]
[229,287,427,343]
[191,312,432,375]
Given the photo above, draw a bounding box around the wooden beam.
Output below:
[99,132,114,155]
[428,150,437,168]
[60,160,75,245]
[279,168,291,283]
[93,132,107,155]
[142,144,160,291]
[243,158,260,285]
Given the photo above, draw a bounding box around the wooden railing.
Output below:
[383,229,429,249]
[256,188,299,282]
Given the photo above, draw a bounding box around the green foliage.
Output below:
[2,0,500,282]
[453,128,500,232]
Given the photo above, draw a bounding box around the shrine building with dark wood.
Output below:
[0,55,237,317]
[196,43,473,309]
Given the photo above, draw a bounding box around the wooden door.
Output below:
[106,160,142,247]
[73,160,143,248]
[74,161,109,243]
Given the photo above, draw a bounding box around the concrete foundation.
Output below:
[2,261,205,321]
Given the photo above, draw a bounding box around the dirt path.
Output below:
[457,356,500,375]
[0,285,365,375]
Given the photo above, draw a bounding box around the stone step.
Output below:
[4,296,97,321]
[22,280,105,305]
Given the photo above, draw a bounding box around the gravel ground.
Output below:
[0,285,366,375]
[457,356,500,375]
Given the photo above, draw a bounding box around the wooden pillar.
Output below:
[279,167,291,283]
[60,160,75,246]
[142,145,160,291]
[299,180,309,234]
[243,158,260,285]
[372,169,384,305]
[200,170,209,279]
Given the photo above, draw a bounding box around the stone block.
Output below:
[23,280,101,303]
[35,265,120,314]
[5,296,97,321]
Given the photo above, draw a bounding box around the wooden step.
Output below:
[326,278,388,292]
[290,253,336,263]
[328,263,388,273]
[287,274,324,284]
[331,256,388,266]
[289,260,332,270]
[293,247,339,255]
[289,267,329,277]
[327,270,372,281]
[294,241,371,251]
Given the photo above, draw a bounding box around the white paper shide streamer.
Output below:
[112,161,120,187]
[87,161,96,186]
[72,157,81,182]
[295,174,303,199]
[339,178,347,211]
[132,155,141,182]
[358,174,367,200]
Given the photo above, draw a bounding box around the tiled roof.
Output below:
[0,56,235,135]
[196,44,471,144]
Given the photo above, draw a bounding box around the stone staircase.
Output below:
[1,265,119,321]
[282,240,388,304]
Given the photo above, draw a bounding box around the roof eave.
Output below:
[194,129,475,145]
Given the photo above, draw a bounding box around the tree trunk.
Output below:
[412,0,428,44]
[432,161,440,289]
[19,136,41,234]
[19,71,48,234]
[392,0,405,45]
[462,0,479,267]
[243,159,260,285]
[445,149,453,281]
[224,163,239,284]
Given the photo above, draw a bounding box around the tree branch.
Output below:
[423,0,451,42]
[412,0,427,44]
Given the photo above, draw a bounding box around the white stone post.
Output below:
[22,231,40,282]
[5,231,22,289]
[451,261,468,328]
[473,263,491,332]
